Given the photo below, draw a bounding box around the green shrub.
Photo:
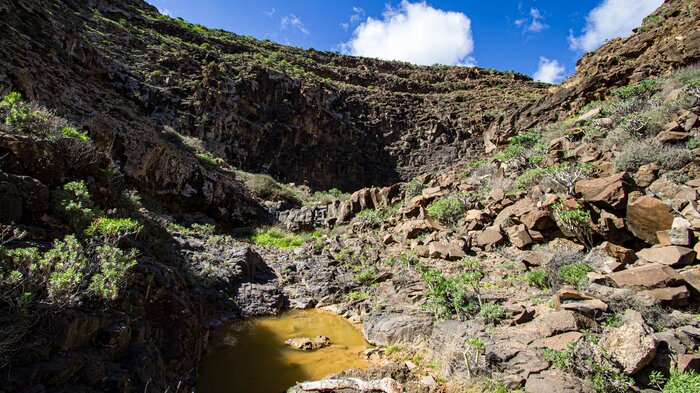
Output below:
[52,181,98,230]
[552,200,594,248]
[525,269,550,290]
[427,196,467,226]
[663,369,700,393]
[669,65,700,86]
[355,209,385,228]
[614,141,693,172]
[195,152,218,168]
[235,170,300,204]
[250,228,304,249]
[1,247,45,304]
[612,79,658,99]
[347,290,368,301]
[543,346,572,369]
[515,167,546,191]
[557,262,593,288]
[312,188,350,204]
[686,137,700,150]
[86,217,142,244]
[403,178,425,201]
[478,302,507,321]
[420,257,484,320]
[43,235,87,304]
[355,267,378,285]
[89,245,137,300]
[61,127,90,141]
[1,92,28,126]
[0,92,75,140]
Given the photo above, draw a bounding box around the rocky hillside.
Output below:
[1,0,700,393]
[485,0,700,150]
[0,0,544,195]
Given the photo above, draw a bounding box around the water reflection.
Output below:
[197,309,371,393]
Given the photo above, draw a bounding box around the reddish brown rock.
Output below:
[680,266,700,293]
[633,163,660,188]
[554,289,607,317]
[521,251,554,268]
[678,353,700,372]
[607,264,684,290]
[421,186,444,199]
[601,310,657,375]
[427,241,466,261]
[532,310,580,338]
[640,286,690,307]
[520,210,555,231]
[636,246,696,267]
[626,195,674,244]
[597,241,636,265]
[657,228,693,247]
[394,218,445,239]
[507,224,533,249]
[530,332,584,351]
[575,172,629,210]
[656,130,690,144]
[383,234,397,245]
[475,228,504,251]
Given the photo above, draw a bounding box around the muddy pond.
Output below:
[197,309,371,392]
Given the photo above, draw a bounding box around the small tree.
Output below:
[552,200,594,249]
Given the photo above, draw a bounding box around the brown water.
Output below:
[196,309,371,393]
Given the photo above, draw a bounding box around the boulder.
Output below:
[640,286,690,307]
[680,202,700,230]
[680,266,700,293]
[507,224,533,249]
[636,246,696,267]
[657,228,693,247]
[520,210,555,231]
[678,353,700,372]
[532,310,579,338]
[600,310,658,375]
[656,130,689,144]
[554,289,607,317]
[626,195,674,244]
[427,241,466,261]
[607,264,684,290]
[284,336,331,351]
[394,218,444,239]
[505,350,550,379]
[633,163,659,188]
[530,332,584,351]
[475,228,504,251]
[524,369,591,393]
[521,251,554,268]
[575,172,628,210]
[648,178,686,201]
[421,186,444,199]
[597,241,635,265]
[363,311,432,346]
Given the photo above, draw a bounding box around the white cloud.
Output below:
[534,57,566,84]
[569,0,663,52]
[264,8,276,19]
[350,7,365,23]
[515,8,548,33]
[281,15,310,36]
[341,1,474,66]
[341,7,366,32]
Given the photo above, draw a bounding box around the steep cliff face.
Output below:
[485,0,700,150]
[0,0,545,194]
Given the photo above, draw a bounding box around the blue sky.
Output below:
[145,0,663,84]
